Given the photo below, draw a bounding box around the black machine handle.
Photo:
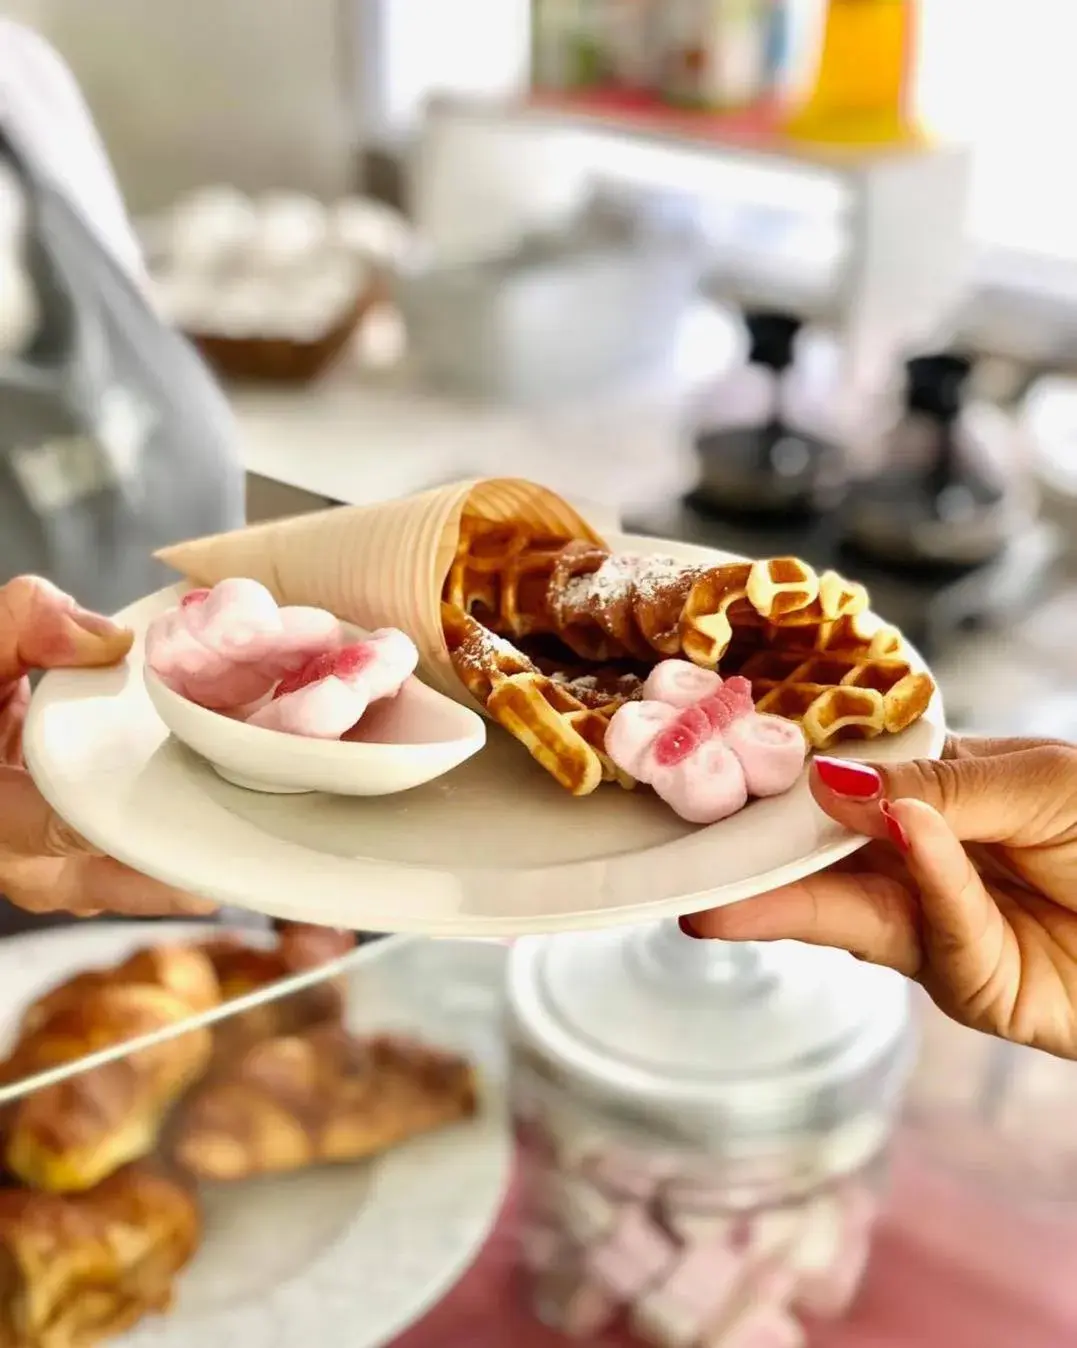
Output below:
[744,311,803,374]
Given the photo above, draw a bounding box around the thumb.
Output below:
[0,767,99,860]
[0,576,132,683]
[809,745,1077,848]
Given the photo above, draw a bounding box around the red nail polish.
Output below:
[678,915,703,940]
[880,801,911,853]
[813,757,883,800]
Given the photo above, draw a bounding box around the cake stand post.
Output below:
[627,915,783,1003]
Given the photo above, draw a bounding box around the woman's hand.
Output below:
[0,576,215,917]
[683,737,1077,1059]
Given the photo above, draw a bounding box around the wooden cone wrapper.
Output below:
[156,478,605,707]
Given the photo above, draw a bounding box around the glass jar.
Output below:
[506,920,914,1343]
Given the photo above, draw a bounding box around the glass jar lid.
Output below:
[507,921,911,1146]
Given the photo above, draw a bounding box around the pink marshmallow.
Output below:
[186,579,282,658]
[604,702,678,779]
[263,606,345,679]
[701,1306,805,1348]
[725,715,807,797]
[587,1204,676,1302]
[631,1240,750,1348]
[518,1222,573,1275]
[651,739,748,826]
[146,579,287,709]
[584,1148,677,1203]
[531,1269,620,1339]
[147,581,348,713]
[247,669,371,739]
[357,627,420,700]
[604,663,806,824]
[538,1171,619,1245]
[788,1192,875,1320]
[643,661,723,708]
[246,631,418,740]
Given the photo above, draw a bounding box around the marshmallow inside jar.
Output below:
[143,581,485,798]
[506,921,914,1345]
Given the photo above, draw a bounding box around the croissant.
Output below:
[0,1163,199,1348]
[1,947,219,1194]
[17,946,219,1040]
[272,922,357,972]
[195,931,351,1062]
[170,1026,478,1183]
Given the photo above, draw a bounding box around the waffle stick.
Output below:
[445,520,871,670]
[444,597,933,788]
[443,604,634,796]
[734,646,935,746]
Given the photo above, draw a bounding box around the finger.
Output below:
[0,680,29,765]
[686,870,922,977]
[809,744,1077,848]
[948,736,1076,760]
[0,576,132,683]
[3,854,216,917]
[0,768,99,859]
[882,799,1008,1012]
[832,838,910,884]
[74,856,218,917]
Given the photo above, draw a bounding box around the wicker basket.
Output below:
[186,274,387,385]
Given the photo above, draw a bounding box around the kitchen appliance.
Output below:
[691,309,847,521]
[397,186,704,403]
[628,492,1063,663]
[842,352,1036,572]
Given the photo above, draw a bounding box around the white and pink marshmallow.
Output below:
[146,579,418,741]
[146,579,344,711]
[604,661,806,825]
[247,629,417,740]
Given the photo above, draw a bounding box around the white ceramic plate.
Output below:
[143,614,486,797]
[0,924,511,1348]
[24,534,946,936]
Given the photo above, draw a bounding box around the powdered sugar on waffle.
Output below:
[470,626,524,662]
[561,554,691,611]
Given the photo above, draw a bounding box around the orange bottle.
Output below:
[786,0,921,146]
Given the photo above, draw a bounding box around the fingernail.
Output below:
[813,757,883,800]
[880,800,911,853]
[678,915,703,940]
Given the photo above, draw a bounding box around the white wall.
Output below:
[1,0,358,210]
[370,0,529,147]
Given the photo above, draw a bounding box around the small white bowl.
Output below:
[144,648,486,797]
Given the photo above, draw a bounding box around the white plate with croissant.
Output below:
[0,923,510,1348]
[23,480,946,936]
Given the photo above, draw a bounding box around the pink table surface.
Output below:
[394,1141,1077,1348]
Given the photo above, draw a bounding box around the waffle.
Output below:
[444,517,869,668]
[442,603,632,796]
[735,647,936,748]
[442,522,934,791]
[719,610,906,673]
